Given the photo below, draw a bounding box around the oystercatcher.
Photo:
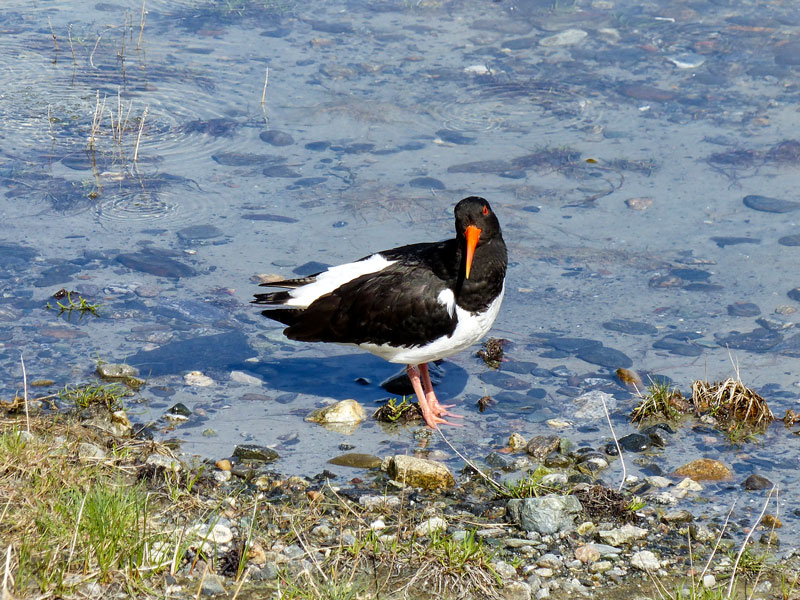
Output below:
[253,196,507,428]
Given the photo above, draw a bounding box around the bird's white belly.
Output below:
[358,282,505,364]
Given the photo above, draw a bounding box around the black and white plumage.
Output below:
[253,196,508,428]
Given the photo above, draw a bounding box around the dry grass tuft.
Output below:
[691,377,774,427]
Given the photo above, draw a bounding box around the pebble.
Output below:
[645,476,672,488]
[263,165,301,178]
[539,28,588,46]
[359,495,401,510]
[168,403,192,417]
[177,225,223,243]
[96,363,139,380]
[602,319,657,335]
[306,399,366,425]
[526,435,560,460]
[145,453,181,471]
[385,455,454,490]
[625,197,653,211]
[674,458,731,481]
[116,252,196,278]
[78,442,107,460]
[574,545,601,563]
[492,559,518,580]
[702,574,716,588]
[408,176,446,190]
[502,581,532,600]
[509,432,528,450]
[230,371,263,386]
[575,345,632,369]
[259,130,295,146]
[328,453,382,469]
[666,52,705,69]
[743,194,800,213]
[189,523,234,549]
[597,524,647,546]
[742,473,773,490]
[630,550,659,571]
[727,302,761,317]
[414,517,447,536]
[778,234,800,246]
[775,41,800,66]
[615,433,651,453]
[464,64,491,75]
[537,554,562,569]
[185,371,214,386]
[648,491,678,505]
[233,444,279,463]
[573,390,617,420]
[589,560,612,574]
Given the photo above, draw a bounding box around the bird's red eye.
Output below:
[482,206,489,216]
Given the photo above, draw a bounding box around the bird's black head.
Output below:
[454,196,503,279]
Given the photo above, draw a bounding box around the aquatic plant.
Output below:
[46,289,101,320]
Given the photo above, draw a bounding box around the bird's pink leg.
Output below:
[407,365,458,428]
[419,363,463,421]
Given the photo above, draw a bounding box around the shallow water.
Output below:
[1,0,799,549]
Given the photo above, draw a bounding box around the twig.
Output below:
[437,428,505,495]
[20,354,29,433]
[48,16,59,55]
[599,392,625,490]
[260,67,270,106]
[137,0,147,50]
[260,67,269,126]
[290,520,328,582]
[67,492,88,569]
[727,486,777,599]
[47,104,56,140]
[194,563,209,600]
[68,24,76,66]
[133,106,148,162]
[700,498,737,580]
[89,26,115,69]
[2,544,12,598]
[230,567,249,600]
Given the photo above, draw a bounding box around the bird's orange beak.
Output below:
[464,225,481,279]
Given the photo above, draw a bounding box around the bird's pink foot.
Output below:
[408,364,462,428]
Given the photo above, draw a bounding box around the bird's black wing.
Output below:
[281,261,458,347]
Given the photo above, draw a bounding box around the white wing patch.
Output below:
[285,253,395,308]
[437,288,455,318]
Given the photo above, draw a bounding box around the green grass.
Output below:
[631,378,686,423]
[500,465,553,499]
[59,381,128,410]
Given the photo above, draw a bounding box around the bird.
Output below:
[252,196,507,428]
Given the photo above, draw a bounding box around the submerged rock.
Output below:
[328,452,381,468]
[743,194,800,213]
[674,458,731,481]
[385,455,454,490]
[116,252,196,278]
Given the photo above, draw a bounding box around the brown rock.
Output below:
[674,458,731,481]
[526,435,560,460]
[386,455,455,490]
[215,459,232,471]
